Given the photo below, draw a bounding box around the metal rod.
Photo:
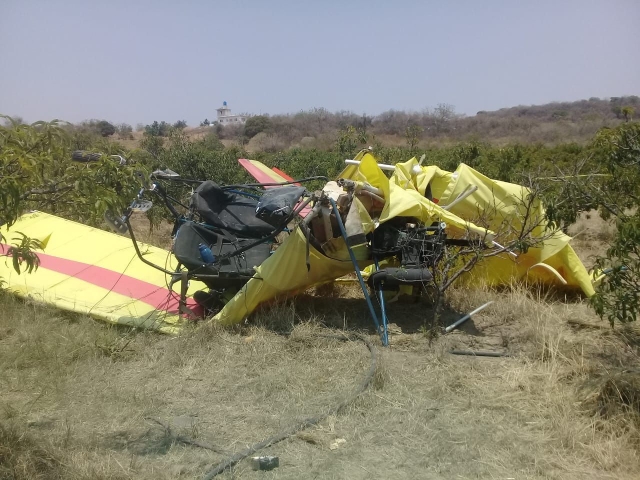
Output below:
[361,183,384,196]
[125,218,176,275]
[358,190,385,204]
[345,159,395,171]
[441,185,478,211]
[302,203,322,227]
[329,198,384,345]
[374,257,389,346]
[321,205,333,243]
[449,349,511,357]
[444,300,494,333]
[345,159,421,175]
[492,240,518,258]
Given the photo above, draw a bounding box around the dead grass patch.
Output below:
[2,286,639,479]
[0,423,63,480]
[568,210,616,269]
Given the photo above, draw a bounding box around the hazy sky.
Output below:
[1,0,638,125]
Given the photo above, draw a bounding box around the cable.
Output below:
[199,332,377,479]
[449,349,512,357]
[146,417,230,455]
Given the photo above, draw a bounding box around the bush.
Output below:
[247,132,286,153]
[144,121,172,137]
[97,120,115,137]
[587,123,640,324]
[115,123,133,140]
[244,115,271,139]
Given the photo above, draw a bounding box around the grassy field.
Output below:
[1,214,640,479]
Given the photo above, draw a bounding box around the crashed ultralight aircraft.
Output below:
[1,150,594,344]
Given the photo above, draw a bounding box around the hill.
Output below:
[178,96,640,151]
[50,95,639,154]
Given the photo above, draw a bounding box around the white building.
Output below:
[216,101,248,125]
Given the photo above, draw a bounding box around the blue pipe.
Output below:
[328,198,386,345]
[374,257,389,346]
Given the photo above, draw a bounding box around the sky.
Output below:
[1,0,639,126]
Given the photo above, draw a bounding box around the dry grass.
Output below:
[567,210,616,269]
[127,214,174,249]
[2,218,640,479]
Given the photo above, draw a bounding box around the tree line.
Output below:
[1,113,639,326]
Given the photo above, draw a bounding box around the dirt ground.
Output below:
[1,214,639,479]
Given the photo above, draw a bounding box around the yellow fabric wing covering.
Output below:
[0,212,204,334]
[421,161,594,295]
[216,152,595,326]
[214,228,372,325]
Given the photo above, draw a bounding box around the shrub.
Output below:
[115,123,133,139]
[144,121,172,137]
[96,120,115,137]
[244,115,271,139]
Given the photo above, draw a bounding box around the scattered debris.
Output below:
[329,438,347,450]
[250,456,279,471]
[449,349,512,358]
[445,301,494,333]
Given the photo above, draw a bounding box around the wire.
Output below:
[86,252,138,316]
[146,417,230,455]
[199,332,377,479]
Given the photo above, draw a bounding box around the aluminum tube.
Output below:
[344,159,421,176]
[445,300,494,333]
[441,185,478,211]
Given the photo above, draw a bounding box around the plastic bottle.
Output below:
[198,243,215,264]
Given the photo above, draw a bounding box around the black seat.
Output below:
[173,221,271,289]
[190,181,274,238]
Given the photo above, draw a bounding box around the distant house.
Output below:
[216,101,248,126]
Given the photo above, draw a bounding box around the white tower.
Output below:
[216,101,248,125]
[216,101,231,123]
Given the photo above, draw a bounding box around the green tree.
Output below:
[145,121,171,137]
[201,131,224,151]
[115,123,133,139]
[405,124,423,153]
[2,115,24,127]
[173,120,187,130]
[551,122,640,324]
[0,116,140,274]
[97,120,115,137]
[140,134,165,159]
[589,123,640,324]
[621,106,635,122]
[153,130,249,186]
[336,126,359,155]
[244,115,271,139]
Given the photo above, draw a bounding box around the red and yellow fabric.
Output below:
[1,212,204,334]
